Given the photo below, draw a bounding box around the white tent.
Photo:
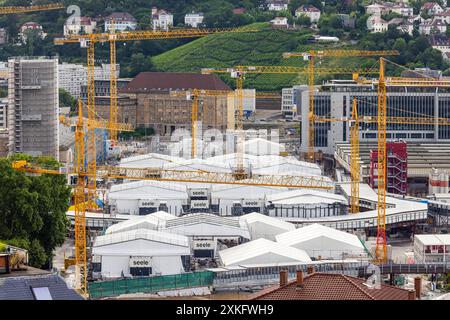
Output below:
[163,213,250,239]
[93,228,190,277]
[266,189,346,205]
[219,238,311,267]
[104,211,175,235]
[105,215,162,234]
[244,138,285,156]
[239,212,295,241]
[275,223,366,260]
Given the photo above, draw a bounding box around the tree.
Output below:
[0,155,70,268]
[296,14,311,27]
[59,88,77,112]
[125,53,155,77]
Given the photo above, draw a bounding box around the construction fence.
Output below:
[88,271,215,299]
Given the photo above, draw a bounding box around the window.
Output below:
[31,287,53,300]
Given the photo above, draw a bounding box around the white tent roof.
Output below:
[104,211,176,235]
[415,234,450,246]
[219,238,311,266]
[105,215,162,235]
[211,184,287,199]
[94,228,189,248]
[150,211,177,221]
[108,180,187,200]
[239,212,295,232]
[276,223,364,250]
[244,138,285,156]
[119,153,182,168]
[163,213,250,238]
[266,189,347,205]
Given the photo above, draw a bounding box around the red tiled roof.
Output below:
[233,8,246,14]
[105,12,136,22]
[297,5,320,12]
[250,273,414,300]
[121,72,232,93]
[422,2,440,10]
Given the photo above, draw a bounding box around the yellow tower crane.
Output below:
[352,60,450,262]
[170,89,269,159]
[58,27,259,143]
[350,98,360,214]
[203,65,380,178]
[0,3,64,14]
[55,27,259,211]
[11,100,333,295]
[283,50,399,162]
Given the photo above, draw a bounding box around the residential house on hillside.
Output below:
[366,3,413,17]
[421,2,444,16]
[367,15,389,33]
[152,7,174,31]
[64,16,97,36]
[267,0,289,11]
[295,5,321,23]
[104,12,137,32]
[397,21,414,35]
[366,3,388,16]
[434,9,450,23]
[387,3,414,17]
[430,34,450,58]
[184,12,204,28]
[419,18,447,34]
[19,22,46,43]
[270,16,289,28]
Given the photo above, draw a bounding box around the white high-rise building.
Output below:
[59,63,120,98]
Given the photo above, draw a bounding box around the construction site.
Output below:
[1,2,450,302]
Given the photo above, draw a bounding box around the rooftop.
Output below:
[219,238,311,266]
[415,234,450,246]
[122,72,231,93]
[276,223,365,250]
[105,12,137,22]
[0,273,83,300]
[251,272,414,300]
[94,228,189,248]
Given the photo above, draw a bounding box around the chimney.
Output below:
[152,7,158,16]
[414,277,422,299]
[307,266,315,274]
[408,290,416,300]
[296,271,304,288]
[279,270,288,287]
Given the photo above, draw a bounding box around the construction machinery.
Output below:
[203,65,380,177]
[350,98,360,214]
[56,27,259,142]
[283,50,399,163]
[170,89,272,158]
[357,59,450,262]
[55,27,259,212]
[13,95,333,296]
[0,3,64,14]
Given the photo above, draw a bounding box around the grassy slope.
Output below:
[152,23,379,91]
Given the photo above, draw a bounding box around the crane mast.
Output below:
[376,58,388,263]
[283,50,399,162]
[350,98,360,214]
